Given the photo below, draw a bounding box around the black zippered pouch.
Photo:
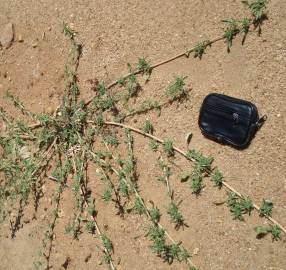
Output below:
[198,93,266,148]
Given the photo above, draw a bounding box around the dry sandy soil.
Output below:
[0,0,286,269]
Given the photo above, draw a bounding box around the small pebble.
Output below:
[32,42,38,48]
[46,106,54,114]
[277,113,281,118]
[193,247,200,255]
[18,34,24,42]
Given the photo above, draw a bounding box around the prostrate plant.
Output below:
[255,224,281,240]
[211,169,224,188]
[242,0,267,33]
[226,192,253,220]
[142,120,154,134]
[162,140,175,157]
[137,57,152,81]
[164,76,188,103]
[259,199,273,217]
[102,131,196,268]
[1,2,284,270]
[167,201,186,230]
[116,75,189,122]
[186,40,211,59]
[147,224,191,265]
[241,18,251,44]
[222,19,240,52]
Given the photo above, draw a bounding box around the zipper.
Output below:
[255,115,267,129]
[204,103,251,122]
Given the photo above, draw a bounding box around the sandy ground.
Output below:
[0,0,286,269]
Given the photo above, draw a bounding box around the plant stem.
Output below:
[103,140,197,269]
[71,153,116,270]
[102,121,286,235]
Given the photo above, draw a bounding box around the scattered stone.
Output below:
[32,42,38,48]
[18,34,24,42]
[193,247,200,255]
[0,23,14,48]
[46,106,54,115]
[277,113,281,118]
[84,253,91,262]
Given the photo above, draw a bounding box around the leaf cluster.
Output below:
[147,225,191,264]
[255,224,281,240]
[227,192,253,220]
[167,201,185,230]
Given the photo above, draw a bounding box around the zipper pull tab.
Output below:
[256,115,267,129]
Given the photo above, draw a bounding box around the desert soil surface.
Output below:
[0,0,286,270]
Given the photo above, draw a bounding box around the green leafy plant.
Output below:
[132,197,145,215]
[149,206,161,224]
[165,76,187,102]
[227,192,253,220]
[142,120,153,134]
[222,19,240,52]
[167,201,185,230]
[255,224,281,240]
[137,57,152,81]
[85,220,96,234]
[211,169,223,187]
[241,18,251,43]
[0,3,281,270]
[101,234,113,253]
[149,139,159,152]
[259,199,273,217]
[242,0,267,21]
[63,22,76,39]
[147,224,191,264]
[102,188,112,202]
[162,140,174,157]
[192,40,211,59]
[190,169,203,195]
[186,149,213,172]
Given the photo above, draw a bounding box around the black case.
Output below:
[198,93,265,148]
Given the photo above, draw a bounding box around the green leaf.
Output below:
[259,199,273,217]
